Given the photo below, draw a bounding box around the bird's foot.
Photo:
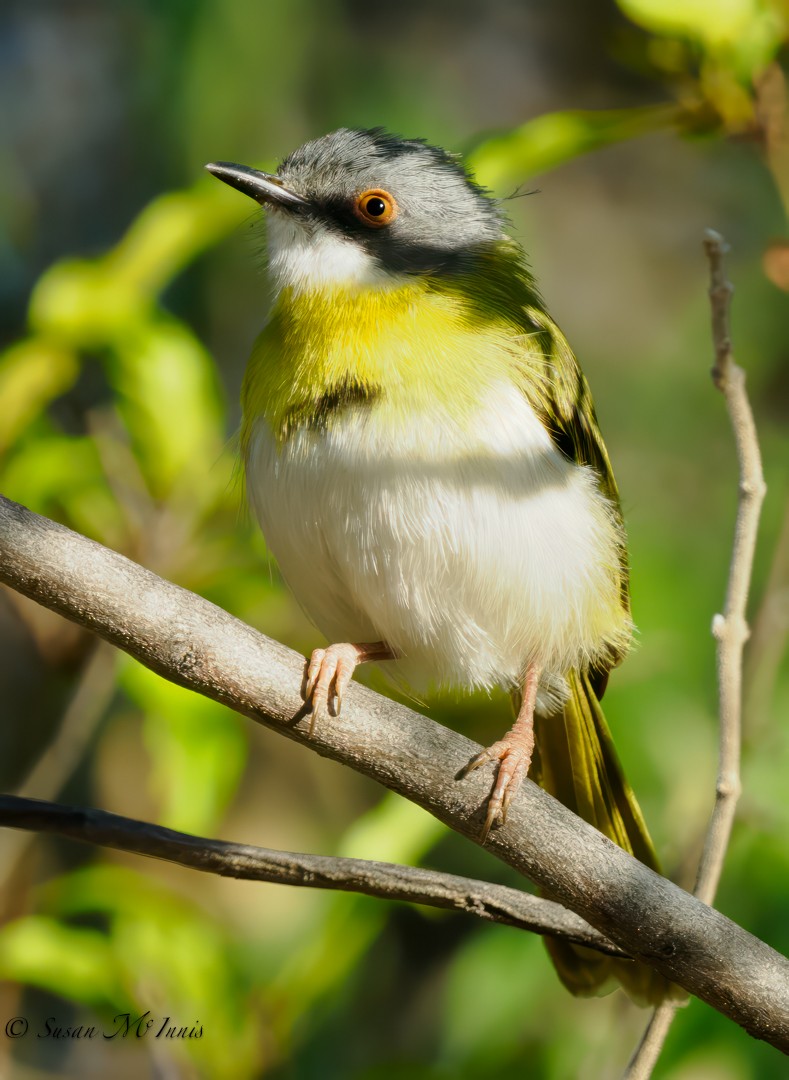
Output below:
[302,641,393,734]
[463,735,534,843]
[462,663,540,843]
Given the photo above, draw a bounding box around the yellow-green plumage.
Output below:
[243,243,542,446]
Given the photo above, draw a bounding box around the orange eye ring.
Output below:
[354,188,398,228]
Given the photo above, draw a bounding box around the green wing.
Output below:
[519,305,631,687]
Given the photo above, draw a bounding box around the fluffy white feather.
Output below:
[266,212,405,295]
[245,380,630,705]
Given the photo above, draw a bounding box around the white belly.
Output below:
[245,381,630,694]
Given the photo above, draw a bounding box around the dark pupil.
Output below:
[365,197,386,217]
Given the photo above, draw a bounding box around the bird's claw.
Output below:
[302,643,360,731]
[464,738,531,843]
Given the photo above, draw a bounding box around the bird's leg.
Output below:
[303,641,395,732]
[463,663,540,843]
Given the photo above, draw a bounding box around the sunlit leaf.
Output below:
[0,339,79,454]
[28,258,149,347]
[469,106,676,193]
[109,316,226,503]
[121,658,247,834]
[270,794,446,1035]
[106,183,254,299]
[440,924,547,1068]
[617,0,776,49]
[618,0,787,80]
[27,180,251,350]
[0,916,126,1009]
[46,866,263,1078]
[1,432,126,547]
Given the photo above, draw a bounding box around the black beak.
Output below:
[204,161,308,209]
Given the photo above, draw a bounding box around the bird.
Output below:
[206,128,665,1001]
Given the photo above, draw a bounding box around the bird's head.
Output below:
[205,128,505,295]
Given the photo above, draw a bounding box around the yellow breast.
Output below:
[240,281,527,448]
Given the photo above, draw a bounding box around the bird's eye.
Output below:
[354,189,398,228]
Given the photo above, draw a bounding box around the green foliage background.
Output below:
[1,0,788,1077]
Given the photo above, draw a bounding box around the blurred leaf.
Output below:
[763,239,789,290]
[469,106,676,193]
[338,789,447,862]
[121,658,247,834]
[617,0,784,53]
[1,432,126,546]
[0,916,127,1009]
[27,182,250,349]
[28,258,150,348]
[270,795,446,1038]
[46,865,263,1078]
[440,924,547,1070]
[0,339,78,455]
[109,315,225,503]
[105,184,250,300]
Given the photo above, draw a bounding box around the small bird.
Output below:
[207,129,664,1000]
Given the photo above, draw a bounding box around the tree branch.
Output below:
[0,495,788,1051]
[625,232,768,1077]
[0,794,626,955]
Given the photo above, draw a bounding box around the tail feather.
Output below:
[529,669,670,1005]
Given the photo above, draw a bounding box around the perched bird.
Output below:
[206,129,664,1000]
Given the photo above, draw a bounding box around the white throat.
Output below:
[265,211,406,297]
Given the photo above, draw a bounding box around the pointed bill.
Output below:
[204,162,308,209]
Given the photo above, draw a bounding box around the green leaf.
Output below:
[0,339,79,455]
[45,866,263,1079]
[469,105,676,193]
[1,432,126,547]
[108,315,226,503]
[27,180,252,348]
[270,794,446,1033]
[616,0,787,81]
[28,258,150,348]
[121,658,247,834]
[617,0,777,50]
[0,916,127,1010]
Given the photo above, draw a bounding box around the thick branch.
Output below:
[0,794,625,955]
[0,495,788,1051]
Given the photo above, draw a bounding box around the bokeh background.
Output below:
[1,0,788,1077]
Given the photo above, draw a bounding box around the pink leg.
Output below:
[303,641,394,733]
[463,664,540,842]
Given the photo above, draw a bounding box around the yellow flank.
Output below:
[241,281,525,446]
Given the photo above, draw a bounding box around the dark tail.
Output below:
[529,669,670,1004]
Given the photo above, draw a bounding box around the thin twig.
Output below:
[0,497,787,1049]
[0,794,626,956]
[696,228,766,903]
[623,1000,686,1078]
[0,641,116,896]
[624,232,767,1078]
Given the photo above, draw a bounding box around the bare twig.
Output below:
[0,496,787,1050]
[0,794,626,955]
[696,228,766,904]
[0,641,116,896]
[624,1000,686,1078]
[12,643,116,803]
[625,233,767,1078]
